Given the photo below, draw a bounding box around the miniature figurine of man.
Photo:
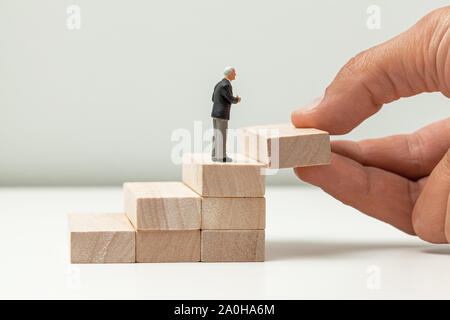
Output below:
[211,66,241,162]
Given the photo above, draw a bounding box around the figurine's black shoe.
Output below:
[222,156,233,163]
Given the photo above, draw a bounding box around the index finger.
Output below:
[291,7,450,134]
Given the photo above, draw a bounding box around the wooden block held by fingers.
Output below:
[202,197,266,230]
[239,123,331,169]
[136,230,201,262]
[182,153,266,197]
[124,182,201,230]
[201,230,265,262]
[69,213,136,264]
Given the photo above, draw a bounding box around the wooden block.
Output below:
[182,153,266,197]
[202,197,265,230]
[239,123,331,169]
[136,230,200,262]
[69,213,135,264]
[201,230,265,262]
[124,182,201,230]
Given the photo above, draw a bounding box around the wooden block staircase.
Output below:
[69,124,330,263]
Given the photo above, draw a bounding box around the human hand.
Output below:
[291,7,450,243]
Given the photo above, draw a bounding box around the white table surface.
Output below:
[0,185,448,300]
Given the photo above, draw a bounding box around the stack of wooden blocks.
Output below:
[69,124,331,263]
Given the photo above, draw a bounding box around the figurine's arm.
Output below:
[221,86,240,104]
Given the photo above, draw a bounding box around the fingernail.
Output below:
[297,95,323,113]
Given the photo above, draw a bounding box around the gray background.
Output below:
[0,0,448,186]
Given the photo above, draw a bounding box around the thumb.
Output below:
[412,148,450,243]
[292,7,450,134]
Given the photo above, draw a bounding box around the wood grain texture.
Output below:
[69,213,135,264]
[124,182,201,231]
[201,230,265,262]
[136,230,201,262]
[182,153,266,197]
[202,197,265,230]
[240,123,331,169]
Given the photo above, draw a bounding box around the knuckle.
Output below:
[406,133,427,174]
[414,7,449,35]
[337,50,383,112]
[404,7,450,96]
[422,6,450,26]
[339,50,372,80]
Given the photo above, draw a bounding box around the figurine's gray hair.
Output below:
[223,66,235,76]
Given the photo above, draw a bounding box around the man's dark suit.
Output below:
[211,78,239,120]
